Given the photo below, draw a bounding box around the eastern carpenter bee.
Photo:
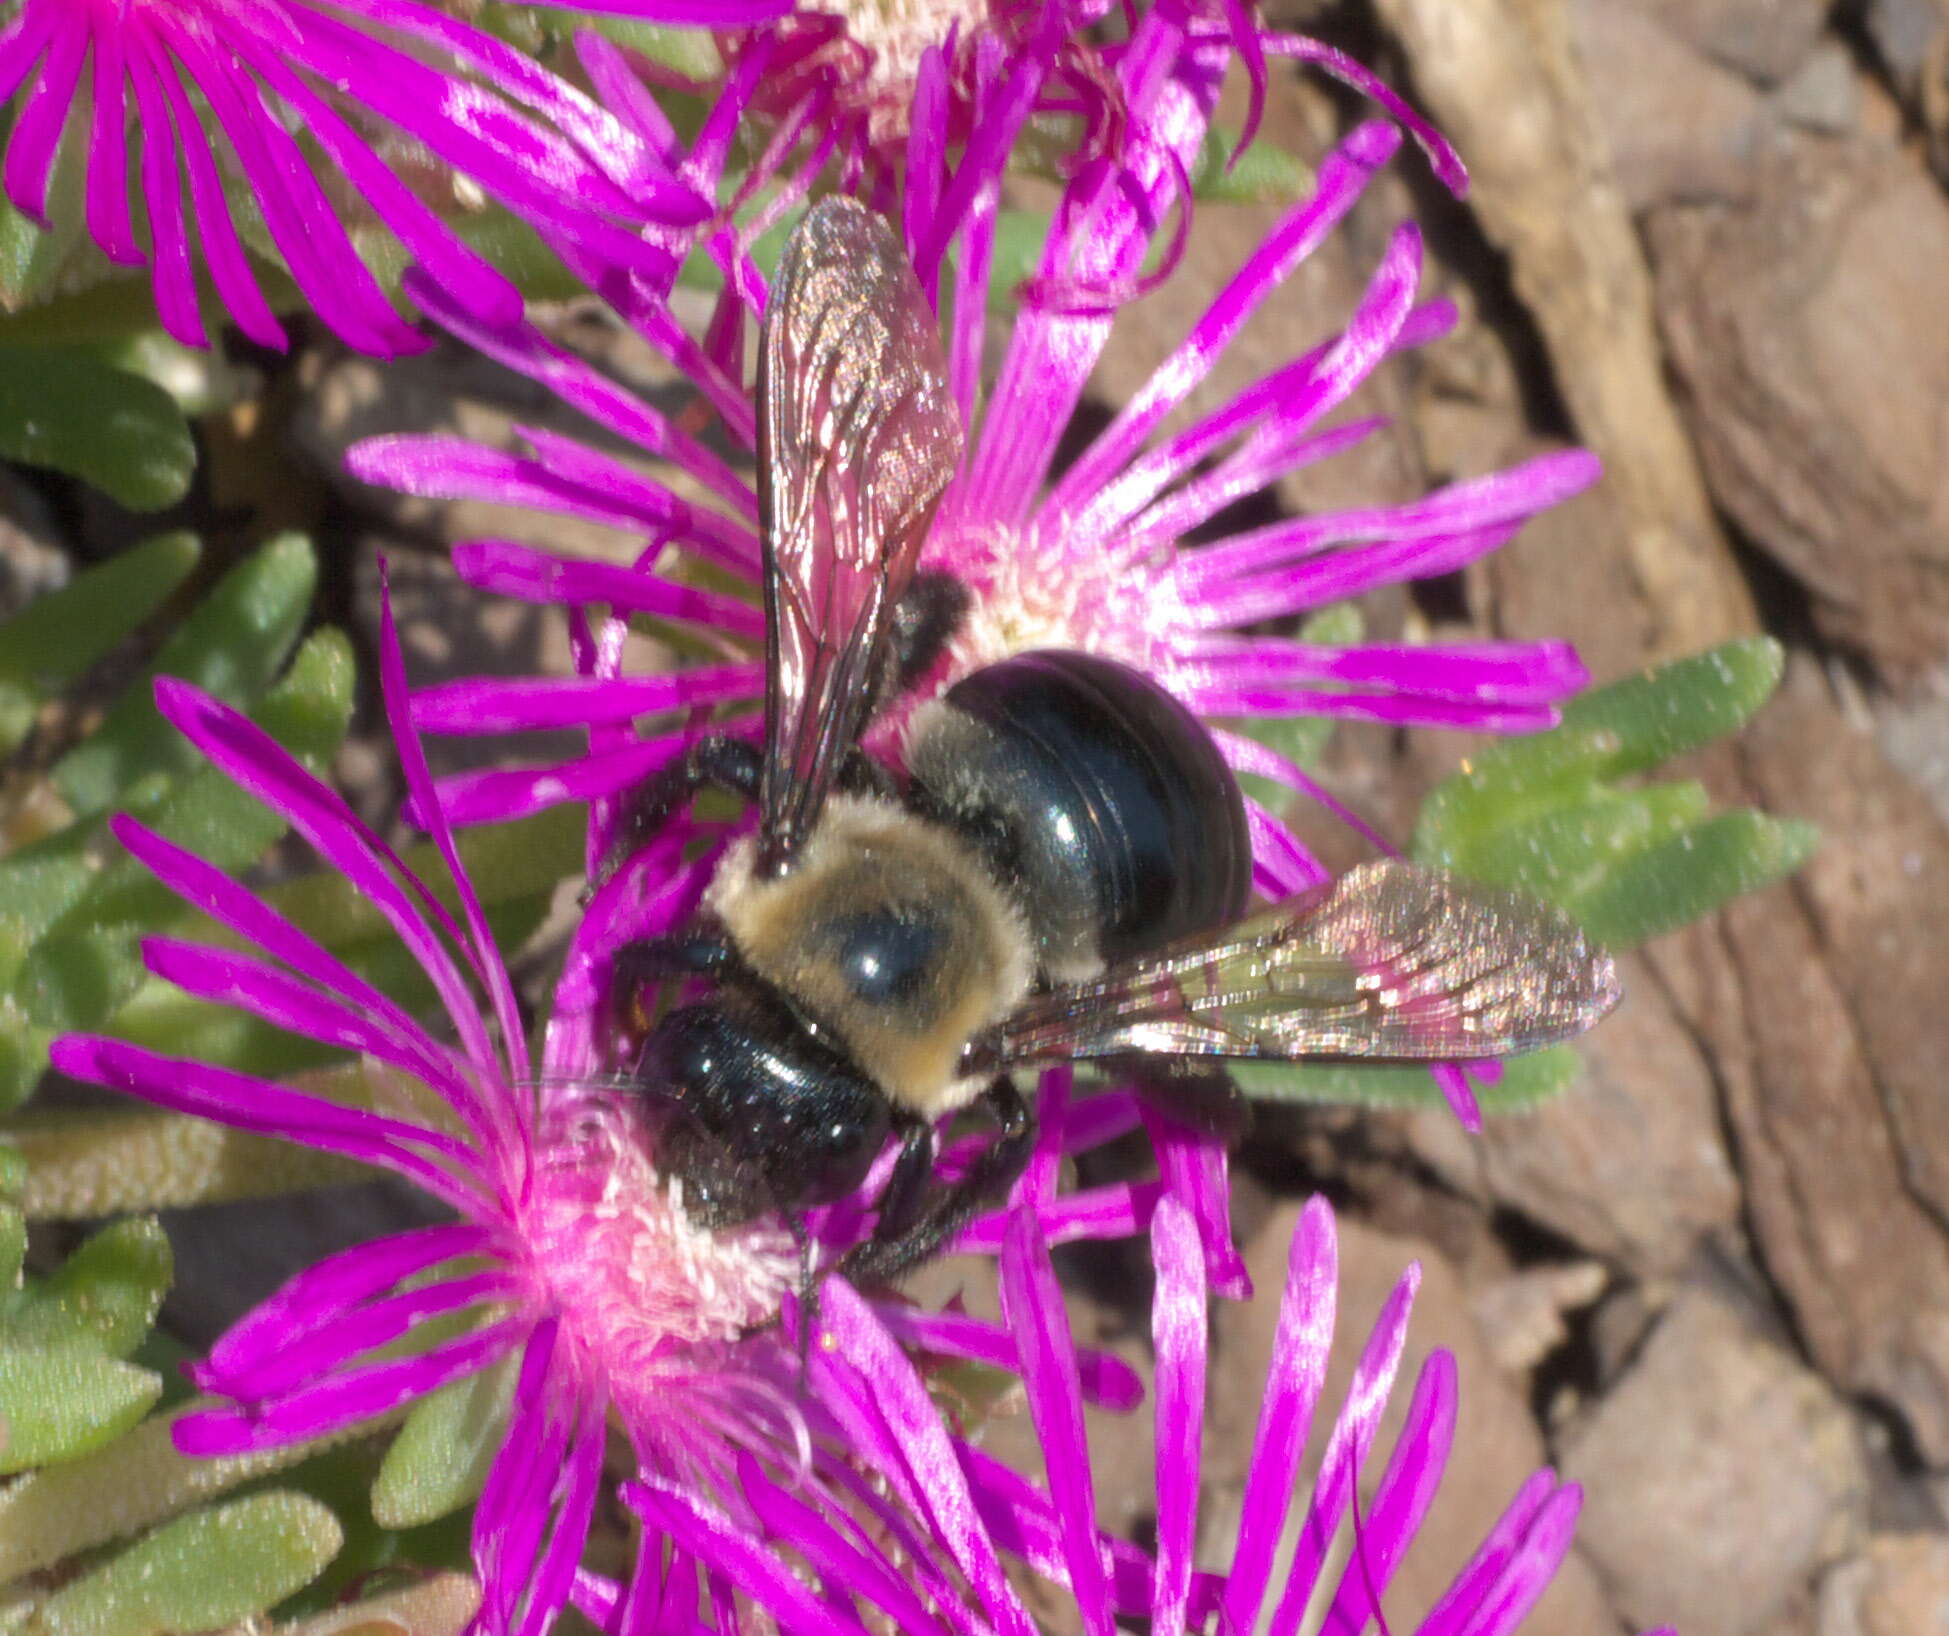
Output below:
[602,197,1621,1285]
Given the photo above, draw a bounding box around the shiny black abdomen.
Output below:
[907,650,1251,977]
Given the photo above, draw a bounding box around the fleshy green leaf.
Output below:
[1231,1046,1582,1112]
[0,533,200,754]
[1559,810,1820,949]
[3,1216,171,1356]
[1412,638,1812,949]
[0,1144,23,1287]
[1191,125,1317,203]
[0,1344,161,1474]
[0,626,352,1109]
[54,534,319,816]
[0,347,195,510]
[371,1349,518,1528]
[32,1491,342,1636]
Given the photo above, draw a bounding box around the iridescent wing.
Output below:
[755,196,963,874]
[965,861,1621,1071]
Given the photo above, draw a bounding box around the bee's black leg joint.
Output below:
[589,735,763,899]
[839,1076,1036,1289]
[874,1120,939,1246]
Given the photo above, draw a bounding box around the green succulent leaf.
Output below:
[0,346,196,511]
[372,1348,518,1528]
[0,533,200,755]
[0,623,352,1110]
[1412,638,1811,949]
[3,1216,170,1357]
[1231,1045,1582,1112]
[31,1490,342,1636]
[54,533,318,817]
[1191,125,1317,202]
[0,1343,161,1474]
[0,1143,23,1287]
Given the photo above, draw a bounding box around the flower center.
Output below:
[842,0,988,91]
[926,518,1184,684]
[524,1094,797,1371]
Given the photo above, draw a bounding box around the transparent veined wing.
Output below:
[964,861,1621,1070]
[755,197,962,874]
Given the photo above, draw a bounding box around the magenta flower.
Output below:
[618,1185,1661,1636]
[350,9,1594,894]
[0,0,787,353]
[45,583,1196,1633]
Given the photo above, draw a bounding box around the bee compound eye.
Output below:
[828,907,946,1006]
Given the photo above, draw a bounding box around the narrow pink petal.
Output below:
[110,818,497,1146]
[516,1399,609,1636]
[815,1279,1037,1636]
[1048,121,1403,519]
[382,280,757,517]
[868,1305,1144,1411]
[0,3,54,109]
[1264,33,1467,194]
[210,1270,515,1401]
[1000,1211,1111,1636]
[85,22,139,264]
[739,1453,951,1636]
[1430,1062,1484,1132]
[166,29,416,355]
[1223,1197,1339,1636]
[124,45,204,347]
[1143,1108,1249,1299]
[952,1180,1161,1254]
[474,1322,564,1628]
[628,1482,873,1636]
[902,44,948,280]
[3,9,82,222]
[955,1442,1158,1618]
[1269,1264,1422,1636]
[139,936,489,1135]
[1415,1470,1558,1636]
[413,665,760,734]
[173,1315,526,1454]
[1189,525,1522,630]
[448,538,761,627]
[50,1035,484,1210]
[1149,1196,1207,1636]
[193,1225,494,1392]
[151,679,497,1079]
[1214,729,1397,859]
[1188,687,1560,734]
[1445,1483,1582,1636]
[1182,452,1601,590]
[376,575,533,1116]
[1318,1351,1457,1636]
[247,51,521,323]
[130,27,284,350]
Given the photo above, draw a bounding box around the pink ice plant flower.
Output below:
[615,1179,1672,1636]
[346,10,1594,1123]
[43,586,1188,1634]
[0,0,788,354]
[351,10,1594,885]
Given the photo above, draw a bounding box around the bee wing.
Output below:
[968,861,1621,1070]
[755,197,962,872]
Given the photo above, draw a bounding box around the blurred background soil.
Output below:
[13,3,1949,1633]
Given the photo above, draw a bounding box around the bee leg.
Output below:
[588,735,762,900]
[838,748,899,803]
[609,934,741,1036]
[872,1118,940,1246]
[839,1076,1035,1288]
